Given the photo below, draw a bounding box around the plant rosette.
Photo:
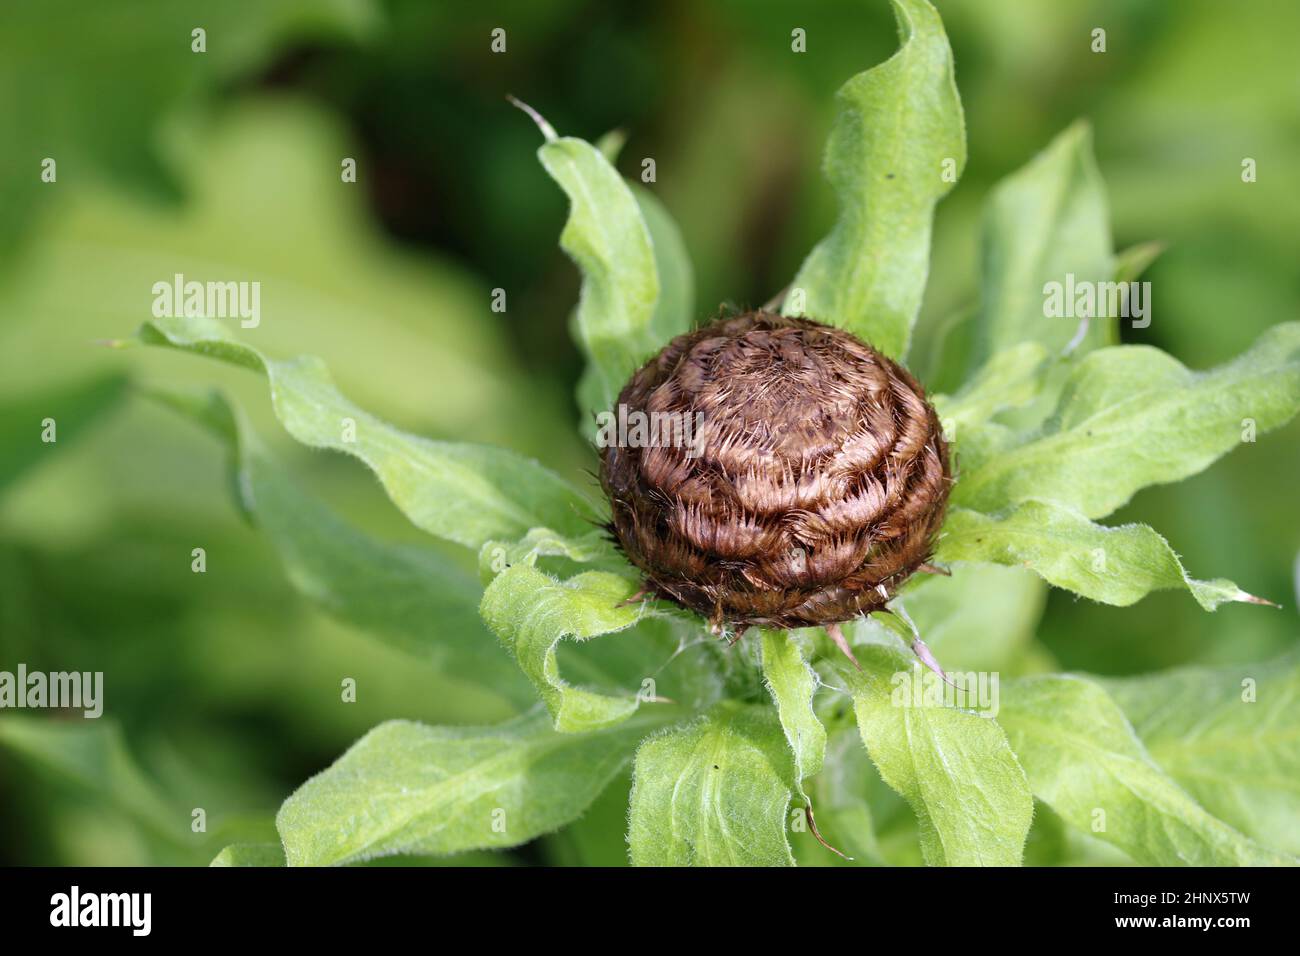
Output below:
[120,0,1300,867]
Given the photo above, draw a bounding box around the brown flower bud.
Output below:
[600,310,951,635]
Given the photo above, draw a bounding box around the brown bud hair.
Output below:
[600,310,951,634]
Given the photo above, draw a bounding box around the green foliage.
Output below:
[838,645,1034,866]
[628,703,797,866]
[973,122,1114,363]
[998,675,1293,866]
[480,565,646,733]
[761,630,826,783]
[941,502,1269,610]
[150,388,533,706]
[63,0,1298,869]
[1102,650,1300,855]
[277,710,649,866]
[783,0,965,360]
[210,844,286,867]
[134,315,594,549]
[529,119,692,431]
[955,325,1300,520]
[0,0,378,261]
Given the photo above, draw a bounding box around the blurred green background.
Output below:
[1,0,1296,865]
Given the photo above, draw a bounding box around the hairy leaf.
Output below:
[941,502,1269,611]
[782,0,965,359]
[210,844,285,867]
[277,709,648,866]
[476,526,623,585]
[761,630,826,782]
[1102,650,1300,855]
[628,703,796,866]
[838,644,1033,866]
[935,343,1049,434]
[533,131,663,424]
[956,323,1300,519]
[480,564,648,733]
[998,675,1293,866]
[974,121,1114,363]
[134,315,593,549]
[152,388,532,704]
[633,184,694,348]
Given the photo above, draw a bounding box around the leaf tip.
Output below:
[506,94,558,143]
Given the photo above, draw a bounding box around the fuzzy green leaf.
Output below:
[210,844,286,867]
[1102,650,1300,856]
[152,388,532,704]
[134,315,593,549]
[796,727,892,866]
[535,135,664,423]
[277,709,648,866]
[838,644,1033,866]
[761,630,826,782]
[782,0,965,359]
[935,343,1049,432]
[479,564,649,733]
[974,121,1114,363]
[998,675,1293,866]
[940,502,1267,610]
[956,323,1300,520]
[633,184,695,348]
[628,703,797,866]
[476,526,623,586]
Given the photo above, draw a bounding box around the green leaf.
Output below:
[534,132,664,423]
[1102,650,1300,856]
[151,388,533,705]
[796,727,889,866]
[973,121,1114,363]
[276,709,648,866]
[1114,240,1165,285]
[210,844,286,867]
[935,343,1048,432]
[633,184,695,348]
[134,315,593,550]
[998,675,1293,866]
[0,373,127,492]
[628,703,796,866]
[955,323,1300,520]
[782,0,965,359]
[760,630,826,782]
[479,564,649,732]
[940,502,1268,610]
[476,526,623,585]
[838,644,1033,866]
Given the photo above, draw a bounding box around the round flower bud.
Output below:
[600,310,951,634]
